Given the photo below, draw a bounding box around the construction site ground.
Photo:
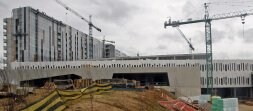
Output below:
[65,89,170,111]
[0,89,52,111]
[239,104,253,111]
[0,88,253,111]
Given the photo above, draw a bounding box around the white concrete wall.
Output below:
[10,59,253,88]
[9,60,201,97]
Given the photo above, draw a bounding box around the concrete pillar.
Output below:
[68,75,71,79]
[250,87,253,98]
[234,88,237,97]
[230,88,233,97]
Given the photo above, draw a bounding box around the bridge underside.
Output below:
[112,72,169,86]
[20,74,81,87]
[9,66,201,97]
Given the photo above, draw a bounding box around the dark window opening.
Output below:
[112,72,169,86]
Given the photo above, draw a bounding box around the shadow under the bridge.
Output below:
[20,74,82,87]
[112,72,169,86]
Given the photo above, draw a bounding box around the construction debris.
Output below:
[54,79,75,90]
[74,79,92,89]
[42,82,56,90]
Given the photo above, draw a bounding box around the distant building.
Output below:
[104,44,127,58]
[92,38,103,59]
[115,49,127,57]
[104,44,115,58]
[3,7,122,67]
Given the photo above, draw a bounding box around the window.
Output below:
[242,63,245,71]
[238,77,241,85]
[242,76,244,84]
[215,63,218,71]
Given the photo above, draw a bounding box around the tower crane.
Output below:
[175,27,195,54]
[102,36,115,58]
[164,3,253,95]
[55,0,102,59]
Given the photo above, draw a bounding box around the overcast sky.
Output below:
[0,0,253,59]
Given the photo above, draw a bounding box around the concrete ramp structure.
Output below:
[8,60,201,97]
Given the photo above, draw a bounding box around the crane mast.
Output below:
[55,0,102,59]
[204,3,213,94]
[164,3,253,95]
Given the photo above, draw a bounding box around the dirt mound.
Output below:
[65,89,169,111]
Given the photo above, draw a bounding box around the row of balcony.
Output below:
[3,39,7,43]
[3,46,7,50]
[3,31,7,36]
[3,25,7,30]
[3,18,7,23]
[3,53,7,57]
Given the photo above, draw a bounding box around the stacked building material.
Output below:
[222,98,238,111]
[212,96,238,111]
[212,96,223,111]
[74,79,92,89]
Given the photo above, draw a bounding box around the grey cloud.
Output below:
[241,28,253,43]
[182,0,203,19]
[90,0,138,25]
[158,32,184,43]
[122,46,138,56]
[157,45,167,50]
[192,29,226,44]
[182,1,195,18]
[0,1,8,14]
[0,1,7,8]
[212,29,226,43]
[236,51,253,59]
[194,30,205,43]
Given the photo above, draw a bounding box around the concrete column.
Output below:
[250,87,253,98]
[68,75,71,79]
[234,88,237,97]
[230,88,233,97]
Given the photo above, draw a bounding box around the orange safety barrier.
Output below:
[159,93,196,111]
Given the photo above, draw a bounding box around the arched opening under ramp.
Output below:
[20,74,82,87]
[112,72,169,86]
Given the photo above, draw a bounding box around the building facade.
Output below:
[104,44,115,58]
[104,44,127,58]
[3,7,105,67]
[115,49,127,57]
[92,38,103,59]
[9,56,253,98]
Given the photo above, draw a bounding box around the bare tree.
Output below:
[0,57,15,111]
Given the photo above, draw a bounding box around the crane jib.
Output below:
[164,4,253,95]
